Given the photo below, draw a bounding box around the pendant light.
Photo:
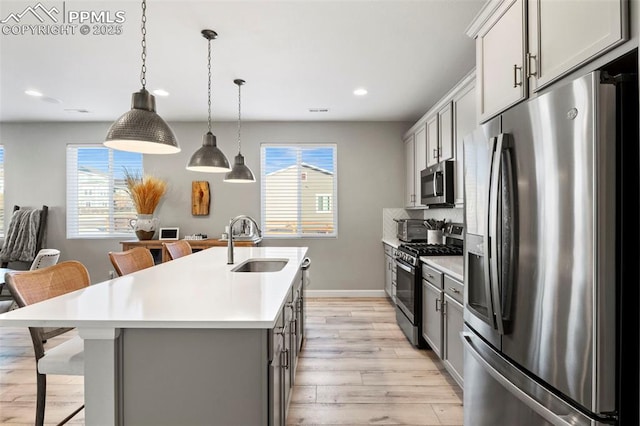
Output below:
[186,29,231,173]
[104,0,179,154]
[224,79,256,182]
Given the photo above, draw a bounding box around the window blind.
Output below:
[0,146,4,237]
[261,144,337,238]
[66,145,142,238]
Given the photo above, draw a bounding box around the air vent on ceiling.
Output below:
[308,108,329,113]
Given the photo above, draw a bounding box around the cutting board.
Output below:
[192,181,210,216]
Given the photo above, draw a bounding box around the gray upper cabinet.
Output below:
[527,0,627,91]
[404,134,416,208]
[403,70,475,209]
[438,102,454,163]
[414,124,427,208]
[468,0,628,122]
[426,115,439,168]
[453,82,476,207]
[473,0,527,123]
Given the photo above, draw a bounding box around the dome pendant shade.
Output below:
[105,89,180,154]
[186,132,231,173]
[224,153,256,182]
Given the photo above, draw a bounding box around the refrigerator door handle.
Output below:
[462,332,601,426]
[489,133,515,335]
[488,135,505,335]
[500,134,516,327]
[483,137,499,329]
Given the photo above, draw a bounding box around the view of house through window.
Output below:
[261,144,337,237]
[66,145,143,238]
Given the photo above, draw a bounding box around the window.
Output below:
[261,144,337,238]
[316,194,332,213]
[0,146,4,236]
[66,145,142,238]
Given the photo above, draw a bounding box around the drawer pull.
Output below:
[448,287,460,294]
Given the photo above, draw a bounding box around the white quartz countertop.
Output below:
[382,237,401,248]
[420,256,464,282]
[0,247,308,329]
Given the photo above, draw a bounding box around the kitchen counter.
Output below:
[382,237,402,248]
[0,246,308,329]
[420,255,464,282]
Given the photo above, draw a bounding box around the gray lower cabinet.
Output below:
[421,261,464,389]
[269,311,286,426]
[421,280,443,357]
[443,293,464,387]
[383,244,397,303]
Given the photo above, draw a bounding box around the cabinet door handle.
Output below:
[433,148,438,159]
[526,53,537,77]
[513,64,523,88]
[281,348,289,369]
[435,298,441,312]
[442,300,447,315]
[448,287,460,294]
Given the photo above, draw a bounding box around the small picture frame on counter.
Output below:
[159,227,179,240]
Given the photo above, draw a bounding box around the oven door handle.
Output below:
[396,262,413,274]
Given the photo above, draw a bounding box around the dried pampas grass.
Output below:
[123,169,167,214]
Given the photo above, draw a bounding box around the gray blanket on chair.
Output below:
[0,209,41,263]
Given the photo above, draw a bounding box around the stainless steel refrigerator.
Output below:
[462,70,639,425]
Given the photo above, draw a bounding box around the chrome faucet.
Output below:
[227,215,262,264]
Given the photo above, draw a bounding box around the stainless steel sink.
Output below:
[231,258,288,273]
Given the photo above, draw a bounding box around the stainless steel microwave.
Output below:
[421,160,454,206]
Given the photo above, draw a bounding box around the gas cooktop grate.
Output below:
[398,243,463,256]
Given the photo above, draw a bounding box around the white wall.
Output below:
[0,120,408,292]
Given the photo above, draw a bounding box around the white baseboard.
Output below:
[305,290,387,298]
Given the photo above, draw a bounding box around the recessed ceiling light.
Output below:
[25,90,43,97]
[153,89,169,96]
[353,88,368,96]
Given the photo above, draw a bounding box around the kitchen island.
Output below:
[0,246,308,425]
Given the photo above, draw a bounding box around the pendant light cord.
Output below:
[237,82,242,153]
[140,0,147,90]
[207,38,212,133]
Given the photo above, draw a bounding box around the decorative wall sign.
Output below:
[192,181,210,216]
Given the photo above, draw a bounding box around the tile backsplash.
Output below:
[423,207,463,224]
[382,207,463,241]
[382,208,422,239]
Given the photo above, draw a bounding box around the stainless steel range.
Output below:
[395,223,463,347]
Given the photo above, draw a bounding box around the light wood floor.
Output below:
[288,297,463,425]
[0,297,462,425]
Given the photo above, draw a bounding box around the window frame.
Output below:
[66,144,142,239]
[260,143,338,239]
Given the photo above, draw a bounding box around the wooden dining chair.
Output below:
[108,247,155,276]
[163,240,192,261]
[5,261,90,426]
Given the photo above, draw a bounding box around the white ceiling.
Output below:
[0,0,485,123]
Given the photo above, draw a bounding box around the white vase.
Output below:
[129,214,159,240]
